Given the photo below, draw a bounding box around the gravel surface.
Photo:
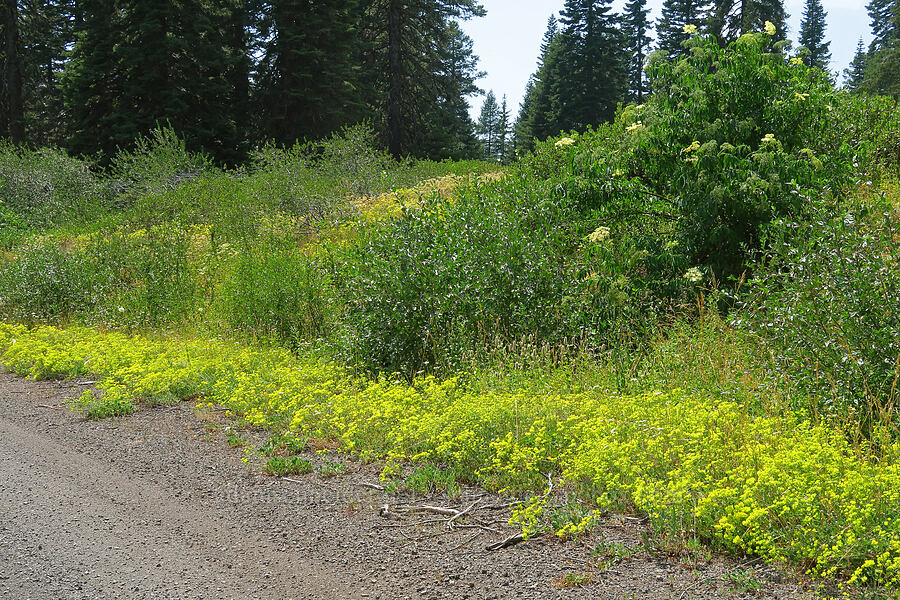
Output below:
[0,371,816,599]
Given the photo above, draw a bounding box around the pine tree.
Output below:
[656,0,710,58]
[17,0,76,146]
[844,37,868,91]
[363,0,485,158]
[65,0,248,164]
[862,0,900,96]
[514,16,560,154]
[557,0,626,131]
[622,0,651,103]
[708,0,787,45]
[867,0,899,53]
[419,21,483,160]
[798,0,830,70]
[496,94,513,163]
[1,0,25,142]
[477,90,500,160]
[255,0,365,146]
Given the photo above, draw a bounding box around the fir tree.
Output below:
[363,0,485,158]
[798,0,830,70]
[557,0,626,131]
[867,0,899,53]
[622,0,651,103]
[255,0,365,146]
[708,0,788,45]
[65,0,248,164]
[496,95,513,163]
[862,0,900,96]
[477,90,500,160]
[0,0,25,142]
[514,16,560,154]
[419,21,483,160]
[844,37,868,91]
[656,0,710,58]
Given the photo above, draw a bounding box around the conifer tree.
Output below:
[862,0,899,96]
[798,0,830,69]
[557,0,626,131]
[867,0,899,52]
[477,90,500,160]
[363,0,484,158]
[515,16,560,154]
[622,0,651,103]
[656,0,710,58]
[255,0,365,146]
[844,38,868,91]
[419,21,483,160]
[65,0,248,164]
[708,0,787,45]
[0,0,25,142]
[496,94,512,163]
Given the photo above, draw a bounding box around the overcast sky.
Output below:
[460,0,871,119]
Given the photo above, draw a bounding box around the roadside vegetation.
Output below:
[1,28,900,593]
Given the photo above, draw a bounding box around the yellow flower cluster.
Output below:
[1,322,898,588]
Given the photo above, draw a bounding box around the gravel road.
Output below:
[0,371,813,600]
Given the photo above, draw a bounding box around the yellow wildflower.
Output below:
[555,137,576,148]
[764,21,776,36]
[682,140,701,153]
[761,133,777,146]
[794,92,809,100]
[790,57,804,66]
[682,24,698,35]
[626,121,644,132]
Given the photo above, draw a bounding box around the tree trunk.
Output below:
[2,0,24,143]
[387,0,404,157]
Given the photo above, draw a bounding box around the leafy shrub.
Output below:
[827,92,900,179]
[525,29,852,281]
[343,176,576,375]
[0,143,108,230]
[109,126,213,208]
[0,239,105,324]
[737,200,900,434]
[218,239,340,346]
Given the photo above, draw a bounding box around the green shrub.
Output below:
[218,238,340,347]
[343,176,576,375]
[827,92,900,179]
[737,199,900,435]
[109,126,213,208]
[0,143,108,230]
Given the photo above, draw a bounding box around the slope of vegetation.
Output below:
[1,28,900,593]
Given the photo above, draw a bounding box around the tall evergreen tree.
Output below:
[867,0,899,53]
[862,0,900,96]
[255,0,365,146]
[656,0,710,58]
[17,0,76,145]
[622,0,651,103]
[419,21,483,160]
[363,0,484,158]
[496,94,512,163]
[515,16,560,154]
[1,0,25,142]
[64,0,248,164]
[798,0,830,69]
[708,0,787,45]
[844,37,868,91]
[557,0,626,131]
[476,89,500,159]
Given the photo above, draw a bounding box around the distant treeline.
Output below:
[0,0,898,164]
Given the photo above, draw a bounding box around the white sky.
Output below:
[461,0,871,118]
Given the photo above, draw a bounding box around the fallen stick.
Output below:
[485,533,526,551]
